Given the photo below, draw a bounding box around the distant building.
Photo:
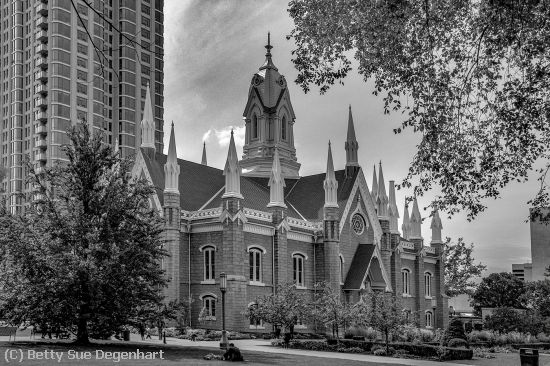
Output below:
[511,263,533,282]
[528,208,550,281]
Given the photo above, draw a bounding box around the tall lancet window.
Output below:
[252,114,258,139]
[281,116,287,141]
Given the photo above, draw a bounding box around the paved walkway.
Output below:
[130,334,474,366]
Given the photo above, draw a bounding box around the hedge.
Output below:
[283,339,473,361]
[510,343,550,350]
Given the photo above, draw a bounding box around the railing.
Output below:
[243,208,272,222]
[287,217,323,231]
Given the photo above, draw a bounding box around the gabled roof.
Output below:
[285,169,358,220]
[344,244,376,289]
[141,149,225,210]
[139,149,358,220]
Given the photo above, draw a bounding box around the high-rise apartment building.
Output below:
[0,0,164,213]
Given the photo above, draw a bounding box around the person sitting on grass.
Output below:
[223,343,243,362]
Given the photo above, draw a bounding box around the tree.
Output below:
[356,291,407,354]
[443,238,486,297]
[311,282,355,340]
[483,307,523,333]
[443,317,467,345]
[244,283,311,337]
[0,123,167,344]
[470,273,526,314]
[545,265,550,278]
[288,1,550,219]
[139,300,189,341]
[522,279,550,318]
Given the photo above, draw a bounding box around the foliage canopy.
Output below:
[288,0,550,219]
[0,124,167,344]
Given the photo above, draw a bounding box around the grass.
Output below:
[0,340,397,365]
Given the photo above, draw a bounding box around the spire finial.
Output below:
[265,32,273,54]
[324,141,338,208]
[164,122,180,194]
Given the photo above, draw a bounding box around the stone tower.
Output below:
[241,33,300,178]
[163,122,181,301]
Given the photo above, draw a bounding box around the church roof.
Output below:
[285,168,358,220]
[343,244,376,289]
[141,149,359,220]
[141,149,225,210]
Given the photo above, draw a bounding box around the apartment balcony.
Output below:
[35,56,47,70]
[36,29,48,43]
[35,110,47,121]
[35,43,48,56]
[35,16,48,30]
[35,69,47,82]
[36,2,48,16]
[34,82,47,96]
[35,96,47,109]
[36,152,47,162]
[35,124,47,135]
[36,138,47,150]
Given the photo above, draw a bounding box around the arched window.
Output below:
[293,254,305,287]
[281,116,287,141]
[249,248,262,283]
[339,255,345,284]
[252,114,258,139]
[425,311,433,328]
[203,246,215,281]
[402,269,411,295]
[202,295,216,319]
[424,272,432,297]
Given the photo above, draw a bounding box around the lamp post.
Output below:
[219,272,228,350]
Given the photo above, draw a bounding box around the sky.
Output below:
[162,0,537,274]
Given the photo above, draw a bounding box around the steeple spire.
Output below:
[410,197,422,239]
[260,32,278,71]
[222,130,243,199]
[267,148,286,208]
[377,161,389,217]
[140,83,156,153]
[430,209,443,244]
[323,141,338,208]
[402,202,410,239]
[388,180,400,233]
[164,121,180,194]
[345,105,359,176]
[371,165,379,210]
[201,141,207,166]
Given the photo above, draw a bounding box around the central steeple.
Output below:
[241,34,300,179]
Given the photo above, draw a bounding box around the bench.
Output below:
[0,327,17,341]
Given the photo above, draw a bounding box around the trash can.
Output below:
[520,348,539,366]
[122,330,130,341]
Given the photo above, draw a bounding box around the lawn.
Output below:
[0,340,397,366]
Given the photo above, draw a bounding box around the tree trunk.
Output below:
[75,314,89,344]
[385,329,389,354]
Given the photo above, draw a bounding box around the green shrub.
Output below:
[345,326,378,341]
[448,338,469,348]
[444,318,466,345]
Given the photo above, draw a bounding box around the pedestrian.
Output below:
[223,343,244,362]
[145,326,152,339]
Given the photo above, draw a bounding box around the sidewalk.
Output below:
[132,334,474,366]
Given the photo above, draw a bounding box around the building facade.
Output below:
[512,262,533,282]
[0,0,164,213]
[132,39,449,332]
[528,208,550,281]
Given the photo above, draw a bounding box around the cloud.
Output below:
[213,125,245,147]
[202,130,212,142]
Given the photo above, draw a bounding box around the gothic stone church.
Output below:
[132,39,449,332]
